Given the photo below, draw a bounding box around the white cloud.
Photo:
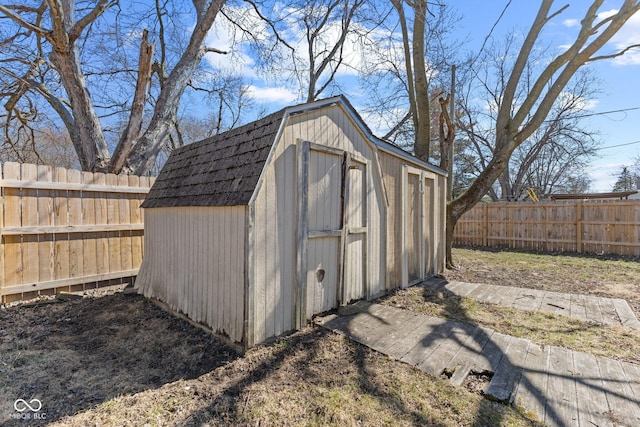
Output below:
[608,11,640,65]
[587,162,628,191]
[597,9,619,21]
[203,5,269,78]
[563,19,579,28]
[557,91,599,111]
[245,85,297,103]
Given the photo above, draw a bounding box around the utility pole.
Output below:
[447,64,455,201]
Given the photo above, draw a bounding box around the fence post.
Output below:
[576,200,583,253]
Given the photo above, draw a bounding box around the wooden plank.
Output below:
[466,283,495,301]
[400,320,458,367]
[368,310,426,354]
[568,293,588,322]
[0,164,4,298]
[447,326,495,385]
[583,295,604,324]
[338,306,402,347]
[295,140,309,328]
[510,288,544,311]
[493,285,523,308]
[3,163,23,289]
[597,298,620,326]
[128,175,144,269]
[67,169,83,278]
[418,323,476,376]
[21,164,40,289]
[105,174,121,274]
[597,356,640,426]
[572,351,614,427]
[541,291,570,316]
[474,331,512,373]
[445,281,481,297]
[0,179,151,194]
[0,269,139,295]
[485,336,529,402]
[118,174,133,272]
[384,316,448,360]
[36,166,55,287]
[53,167,70,282]
[93,172,108,275]
[620,361,640,402]
[612,298,640,329]
[513,344,549,424]
[544,346,578,427]
[1,224,145,235]
[81,172,98,284]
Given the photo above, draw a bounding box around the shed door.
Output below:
[343,157,367,303]
[304,145,344,319]
[296,141,369,324]
[401,166,436,288]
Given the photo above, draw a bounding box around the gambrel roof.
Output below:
[142,108,286,208]
[142,96,446,209]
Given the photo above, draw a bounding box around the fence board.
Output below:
[82,171,98,284]
[94,172,109,275]
[4,163,22,293]
[454,200,640,257]
[1,162,151,302]
[37,165,55,290]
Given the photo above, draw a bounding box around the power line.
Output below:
[543,106,640,123]
[596,140,640,150]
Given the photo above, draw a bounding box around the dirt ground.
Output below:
[2,247,638,426]
[0,292,535,426]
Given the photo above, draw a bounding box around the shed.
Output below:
[136,96,447,348]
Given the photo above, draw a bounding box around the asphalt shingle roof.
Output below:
[142,108,285,208]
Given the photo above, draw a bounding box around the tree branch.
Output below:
[0,4,50,39]
[588,43,640,62]
[110,29,155,172]
[69,0,117,42]
[204,46,228,54]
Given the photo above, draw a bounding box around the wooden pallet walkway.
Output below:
[316,302,640,426]
[432,281,640,330]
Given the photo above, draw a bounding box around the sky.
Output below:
[205,1,640,193]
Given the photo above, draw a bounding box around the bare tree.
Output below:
[457,34,601,201]
[239,0,368,102]
[357,1,460,157]
[0,0,228,174]
[441,1,640,266]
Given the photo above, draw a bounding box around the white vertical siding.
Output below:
[379,150,447,288]
[252,133,297,344]
[251,104,387,343]
[136,206,246,343]
[289,105,386,295]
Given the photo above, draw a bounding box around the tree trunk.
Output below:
[118,0,226,175]
[445,135,515,267]
[412,0,430,161]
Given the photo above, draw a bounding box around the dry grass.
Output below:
[0,292,538,426]
[447,247,640,313]
[379,283,640,365]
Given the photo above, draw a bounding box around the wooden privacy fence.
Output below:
[1,162,153,303]
[454,200,640,256]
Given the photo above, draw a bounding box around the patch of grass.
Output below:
[448,247,640,314]
[380,285,640,365]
